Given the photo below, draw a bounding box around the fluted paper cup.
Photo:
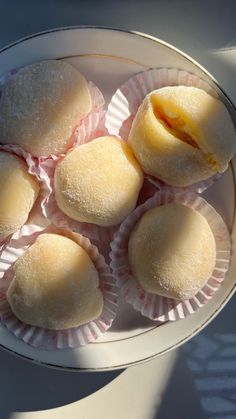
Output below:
[110,188,231,322]
[105,67,220,193]
[0,224,118,349]
[0,67,105,158]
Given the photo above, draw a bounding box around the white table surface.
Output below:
[0,1,236,418]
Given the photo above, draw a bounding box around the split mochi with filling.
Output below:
[0,60,91,156]
[54,136,144,227]
[7,233,103,329]
[0,151,39,242]
[128,86,236,187]
[128,202,216,300]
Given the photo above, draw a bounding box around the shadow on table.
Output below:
[152,295,236,419]
[0,347,123,419]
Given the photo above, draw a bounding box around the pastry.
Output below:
[7,233,103,329]
[128,86,236,186]
[128,202,216,300]
[0,151,39,242]
[54,136,143,227]
[0,60,91,156]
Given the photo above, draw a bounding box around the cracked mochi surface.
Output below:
[128,86,236,186]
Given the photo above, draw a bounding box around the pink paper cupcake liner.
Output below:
[0,67,105,158]
[110,188,231,322]
[105,67,221,193]
[0,144,39,180]
[0,224,118,349]
[38,110,159,248]
[38,111,117,249]
[146,174,221,195]
[70,81,105,147]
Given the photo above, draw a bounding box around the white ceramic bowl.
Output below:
[0,26,235,371]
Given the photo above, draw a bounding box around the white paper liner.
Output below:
[38,111,118,248]
[105,67,222,193]
[0,224,118,349]
[110,188,231,322]
[0,67,105,158]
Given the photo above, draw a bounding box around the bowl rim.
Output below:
[0,25,235,372]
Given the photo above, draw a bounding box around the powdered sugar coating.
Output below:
[54,136,144,227]
[7,233,103,330]
[128,202,216,300]
[129,86,236,187]
[0,151,39,242]
[0,60,92,157]
[110,189,231,321]
[0,225,118,349]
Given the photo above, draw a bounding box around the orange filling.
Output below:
[152,100,199,149]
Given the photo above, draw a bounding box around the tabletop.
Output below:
[0,1,236,418]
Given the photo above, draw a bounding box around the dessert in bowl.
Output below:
[0,27,235,370]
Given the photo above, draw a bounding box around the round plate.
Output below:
[0,27,235,371]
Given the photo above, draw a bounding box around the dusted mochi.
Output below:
[0,60,91,156]
[128,202,216,300]
[54,136,144,227]
[7,233,103,329]
[128,86,236,187]
[0,151,39,242]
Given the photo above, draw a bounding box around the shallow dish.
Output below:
[0,26,235,371]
